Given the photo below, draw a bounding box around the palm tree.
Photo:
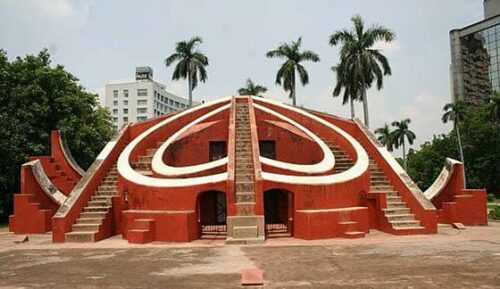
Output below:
[391,118,416,171]
[375,123,394,151]
[442,101,467,163]
[165,36,208,107]
[238,79,267,97]
[329,15,395,128]
[266,37,320,106]
[332,65,361,119]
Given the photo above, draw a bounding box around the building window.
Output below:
[175,101,180,107]
[123,108,128,114]
[169,99,173,105]
[113,90,118,98]
[137,89,148,96]
[123,90,129,97]
[137,107,147,114]
[161,95,164,102]
[123,100,128,105]
[137,116,147,122]
[137,99,148,106]
[112,109,118,115]
[113,117,118,122]
[113,100,118,106]
[123,117,128,123]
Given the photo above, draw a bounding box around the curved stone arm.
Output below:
[23,159,67,206]
[58,132,85,176]
[254,97,369,185]
[424,158,462,200]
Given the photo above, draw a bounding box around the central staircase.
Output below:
[369,159,424,231]
[65,165,119,242]
[226,100,264,244]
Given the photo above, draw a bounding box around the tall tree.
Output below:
[238,79,267,97]
[488,93,500,124]
[0,49,114,220]
[329,15,395,128]
[266,37,320,106]
[442,101,467,164]
[375,123,394,151]
[391,118,416,171]
[165,36,208,107]
[332,65,361,119]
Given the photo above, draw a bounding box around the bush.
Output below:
[489,206,500,220]
[488,193,495,202]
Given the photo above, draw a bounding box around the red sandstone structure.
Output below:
[9,96,488,244]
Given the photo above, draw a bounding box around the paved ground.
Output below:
[1,223,500,288]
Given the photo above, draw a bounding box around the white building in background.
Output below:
[104,66,190,129]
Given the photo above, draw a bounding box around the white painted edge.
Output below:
[58,132,85,176]
[23,159,67,206]
[152,104,230,176]
[254,103,335,174]
[97,141,117,160]
[254,97,369,185]
[117,97,231,187]
[353,119,435,210]
[424,158,462,200]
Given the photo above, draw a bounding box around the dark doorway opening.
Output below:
[209,141,227,161]
[198,191,227,239]
[264,189,293,237]
[259,140,276,159]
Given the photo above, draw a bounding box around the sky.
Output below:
[0,0,484,153]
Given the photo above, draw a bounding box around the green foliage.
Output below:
[407,101,500,193]
[0,49,114,220]
[266,37,319,105]
[165,36,208,107]
[238,79,267,97]
[329,15,395,122]
[374,123,394,151]
[488,193,495,202]
[489,206,500,220]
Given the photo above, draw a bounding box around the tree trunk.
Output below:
[402,139,407,171]
[187,70,193,108]
[350,97,355,119]
[292,71,296,106]
[455,121,466,186]
[362,87,369,128]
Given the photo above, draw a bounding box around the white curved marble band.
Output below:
[254,103,335,174]
[253,96,369,185]
[424,158,462,200]
[152,104,230,176]
[117,97,231,188]
[24,159,67,205]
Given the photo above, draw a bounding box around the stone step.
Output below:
[385,213,416,221]
[95,191,118,196]
[370,185,394,191]
[393,225,425,231]
[236,174,253,182]
[79,212,107,218]
[84,206,111,212]
[383,207,411,214]
[390,220,421,227]
[88,200,110,207]
[233,225,258,239]
[76,217,104,224]
[65,231,97,242]
[236,202,255,216]
[72,223,101,232]
[236,182,254,192]
[92,195,113,202]
[386,201,407,208]
[236,192,256,202]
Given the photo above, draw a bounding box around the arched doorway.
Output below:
[198,191,227,239]
[264,189,293,237]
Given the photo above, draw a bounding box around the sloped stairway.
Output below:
[324,141,355,173]
[226,100,264,244]
[65,164,119,242]
[369,159,424,231]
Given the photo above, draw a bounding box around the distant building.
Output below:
[450,0,500,103]
[104,66,190,129]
